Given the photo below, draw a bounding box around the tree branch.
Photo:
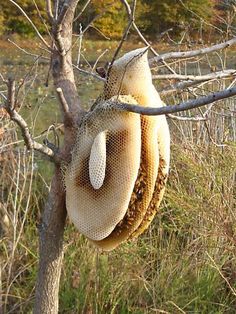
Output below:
[118,87,236,116]
[56,87,74,127]
[74,0,91,22]
[167,114,207,121]
[109,0,136,69]
[46,0,54,24]
[149,37,236,66]
[8,0,51,50]
[3,79,57,160]
[52,4,70,56]
[160,80,204,96]
[121,0,176,74]
[153,69,236,81]
[158,70,236,96]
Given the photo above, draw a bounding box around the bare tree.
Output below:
[1,0,236,313]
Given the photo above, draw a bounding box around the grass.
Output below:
[1,39,236,313]
[2,143,235,313]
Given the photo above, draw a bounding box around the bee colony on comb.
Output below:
[64,47,170,251]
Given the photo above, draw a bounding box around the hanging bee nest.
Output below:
[65,47,170,251]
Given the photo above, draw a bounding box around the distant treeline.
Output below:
[0,0,235,39]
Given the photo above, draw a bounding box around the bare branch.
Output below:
[121,0,176,74]
[0,72,7,83]
[52,3,72,56]
[56,3,70,26]
[150,37,236,65]
[158,69,236,96]
[118,87,236,116]
[46,0,54,23]
[56,88,70,114]
[6,105,55,160]
[73,65,105,81]
[0,91,7,100]
[153,69,236,81]
[74,0,91,22]
[7,79,15,110]
[8,0,51,50]
[167,114,207,121]
[81,1,116,35]
[121,0,132,15]
[160,80,204,96]
[76,24,83,67]
[133,23,176,75]
[92,49,109,73]
[4,79,58,162]
[56,88,74,126]
[109,0,136,68]
[8,39,49,59]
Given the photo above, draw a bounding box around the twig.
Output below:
[149,37,236,65]
[160,80,204,96]
[153,69,236,81]
[8,39,48,59]
[109,0,136,69]
[56,88,74,126]
[0,91,7,100]
[133,22,176,75]
[76,24,83,67]
[87,25,111,40]
[117,87,236,116]
[46,0,54,23]
[121,0,176,74]
[167,114,207,121]
[0,123,64,150]
[159,69,236,96]
[92,49,109,73]
[73,65,105,81]
[4,79,58,162]
[0,73,7,83]
[53,3,71,56]
[56,87,70,114]
[8,0,51,50]
[179,0,225,35]
[156,28,173,39]
[74,0,91,22]
[81,1,116,35]
[32,0,53,40]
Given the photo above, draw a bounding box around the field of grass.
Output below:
[0,38,236,313]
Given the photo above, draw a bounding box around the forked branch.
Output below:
[3,78,58,162]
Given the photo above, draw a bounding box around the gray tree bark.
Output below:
[33,1,84,313]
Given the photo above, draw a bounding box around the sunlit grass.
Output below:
[1,40,236,313]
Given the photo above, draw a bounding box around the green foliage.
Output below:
[90,1,151,39]
[0,14,5,35]
[0,0,47,37]
[140,0,219,36]
[92,1,127,39]
[0,0,228,39]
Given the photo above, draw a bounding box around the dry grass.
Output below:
[0,39,236,313]
[1,118,235,313]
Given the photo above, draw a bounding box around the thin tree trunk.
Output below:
[34,1,82,313]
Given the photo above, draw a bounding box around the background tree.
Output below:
[0,0,233,39]
[0,0,46,36]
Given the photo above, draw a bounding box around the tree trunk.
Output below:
[34,1,82,313]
